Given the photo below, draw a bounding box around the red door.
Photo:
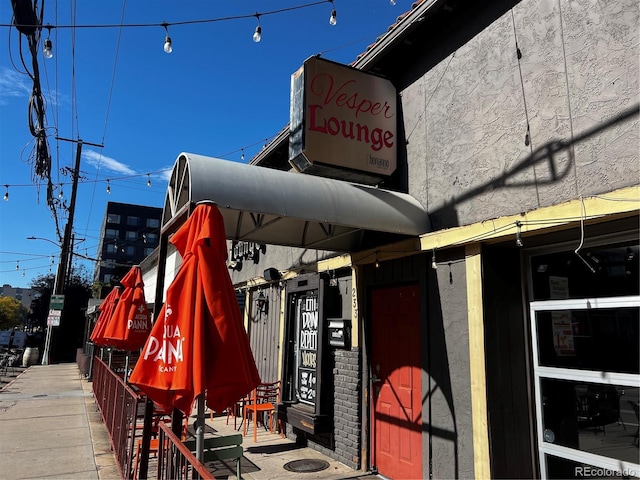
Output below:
[371,284,422,479]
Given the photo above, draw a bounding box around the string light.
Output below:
[147,174,151,187]
[375,252,380,268]
[16,260,19,270]
[58,184,64,198]
[516,221,523,247]
[329,1,337,25]
[253,14,262,42]
[241,149,245,162]
[390,0,397,5]
[43,38,53,59]
[431,249,437,269]
[106,180,111,194]
[162,22,172,53]
[3,185,8,201]
[22,269,25,277]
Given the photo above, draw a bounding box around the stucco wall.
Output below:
[426,257,474,479]
[403,0,639,231]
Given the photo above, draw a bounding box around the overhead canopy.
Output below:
[162,153,430,252]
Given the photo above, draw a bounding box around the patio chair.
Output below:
[243,380,283,443]
[184,433,243,479]
[132,415,188,480]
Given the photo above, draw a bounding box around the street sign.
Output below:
[47,309,61,326]
[49,294,65,310]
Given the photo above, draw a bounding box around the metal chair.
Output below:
[243,380,282,443]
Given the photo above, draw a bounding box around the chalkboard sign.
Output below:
[296,293,318,405]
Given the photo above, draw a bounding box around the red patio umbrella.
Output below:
[102,265,151,351]
[129,202,260,418]
[90,286,121,347]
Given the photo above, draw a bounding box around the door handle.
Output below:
[371,374,382,384]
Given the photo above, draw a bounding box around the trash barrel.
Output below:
[22,347,39,367]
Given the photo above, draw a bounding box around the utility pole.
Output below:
[42,138,103,365]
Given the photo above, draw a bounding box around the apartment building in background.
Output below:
[93,202,162,289]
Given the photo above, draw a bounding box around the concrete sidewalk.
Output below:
[0,364,376,480]
[0,363,118,480]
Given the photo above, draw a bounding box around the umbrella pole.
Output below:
[196,394,205,463]
[124,352,130,382]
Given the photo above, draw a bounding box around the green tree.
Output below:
[28,264,93,362]
[0,296,29,330]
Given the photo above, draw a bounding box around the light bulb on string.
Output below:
[43,38,53,59]
[516,221,524,247]
[16,260,19,271]
[22,269,25,277]
[106,180,111,194]
[162,22,172,53]
[3,185,8,201]
[43,25,53,58]
[375,252,380,269]
[329,2,337,25]
[58,184,64,198]
[253,14,262,42]
[431,249,438,269]
[390,0,396,5]
[241,149,245,162]
[147,174,151,187]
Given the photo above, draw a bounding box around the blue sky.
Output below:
[0,0,408,288]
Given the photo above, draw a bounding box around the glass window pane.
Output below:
[535,308,639,374]
[541,378,640,466]
[531,242,639,300]
[107,214,120,224]
[105,229,118,239]
[127,216,139,226]
[147,218,160,228]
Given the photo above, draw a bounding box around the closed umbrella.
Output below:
[90,286,121,347]
[102,265,151,351]
[129,202,260,459]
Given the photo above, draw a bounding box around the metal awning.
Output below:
[162,153,430,252]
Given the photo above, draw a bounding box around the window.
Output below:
[528,240,639,479]
[105,229,118,239]
[106,244,118,254]
[127,216,140,226]
[103,274,112,284]
[125,245,136,256]
[147,218,160,228]
[145,233,158,245]
[107,214,120,224]
[126,231,138,241]
[144,247,154,256]
[104,259,116,269]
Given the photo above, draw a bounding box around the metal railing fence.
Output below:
[93,356,144,479]
[157,422,215,480]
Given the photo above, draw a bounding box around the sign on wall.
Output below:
[289,56,397,184]
[296,293,319,405]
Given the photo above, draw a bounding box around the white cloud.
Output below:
[156,167,173,182]
[0,68,31,105]
[83,149,136,175]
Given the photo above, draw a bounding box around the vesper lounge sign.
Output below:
[289,56,397,183]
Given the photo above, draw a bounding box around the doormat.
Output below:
[283,459,330,473]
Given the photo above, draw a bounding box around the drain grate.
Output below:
[283,459,330,473]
